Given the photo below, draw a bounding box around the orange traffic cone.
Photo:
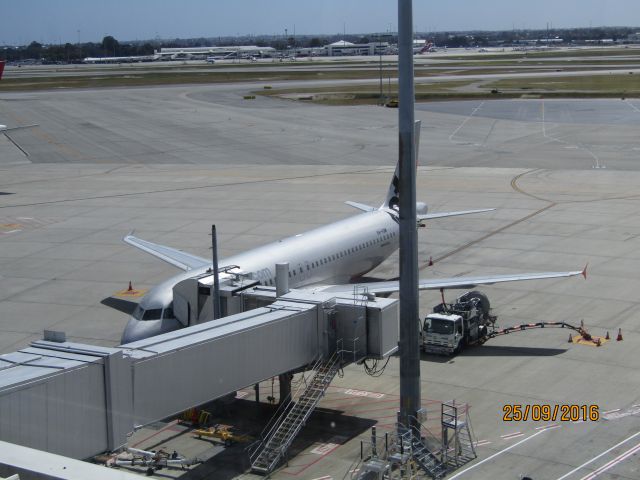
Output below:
[127,281,133,292]
[568,334,573,343]
[617,328,623,341]
[605,331,610,340]
[428,256,433,266]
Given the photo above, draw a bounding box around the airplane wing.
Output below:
[418,208,495,221]
[308,266,587,296]
[123,234,210,271]
[0,124,39,132]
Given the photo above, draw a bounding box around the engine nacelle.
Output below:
[416,202,428,215]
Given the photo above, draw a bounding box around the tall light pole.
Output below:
[378,36,384,105]
[397,0,420,434]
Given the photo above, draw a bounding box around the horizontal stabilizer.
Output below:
[418,208,495,221]
[345,201,376,212]
[124,234,210,271]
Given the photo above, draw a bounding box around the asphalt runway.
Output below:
[1,84,640,479]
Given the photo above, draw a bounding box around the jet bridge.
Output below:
[0,288,398,460]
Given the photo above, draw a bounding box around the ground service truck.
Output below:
[420,291,496,355]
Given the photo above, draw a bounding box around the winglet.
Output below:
[582,263,588,280]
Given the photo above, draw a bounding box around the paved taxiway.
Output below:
[1,84,640,479]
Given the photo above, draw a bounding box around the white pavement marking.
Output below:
[555,430,640,480]
[343,388,384,399]
[578,441,640,480]
[541,100,604,169]
[310,443,339,455]
[624,99,640,113]
[449,101,484,142]
[536,423,559,430]
[604,405,640,420]
[448,429,548,479]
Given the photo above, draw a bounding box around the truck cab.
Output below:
[422,313,464,355]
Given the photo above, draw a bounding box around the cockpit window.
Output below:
[142,308,162,321]
[162,306,174,319]
[132,305,144,320]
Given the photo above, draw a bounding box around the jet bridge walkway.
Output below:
[0,288,398,460]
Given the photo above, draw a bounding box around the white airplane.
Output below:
[121,127,586,343]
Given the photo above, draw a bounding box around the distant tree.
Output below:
[140,43,154,55]
[25,41,43,59]
[101,35,120,56]
[447,36,470,48]
[309,37,322,47]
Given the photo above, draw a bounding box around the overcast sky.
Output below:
[3,0,640,45]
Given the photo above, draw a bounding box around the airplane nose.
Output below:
[121,319,156,345]
[120,317,183,345]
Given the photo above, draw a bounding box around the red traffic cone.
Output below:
[428,256,433,266]
[605,331,610,340]
[568,334,573,343]
[127,281,133,292]
[617,328,623,341]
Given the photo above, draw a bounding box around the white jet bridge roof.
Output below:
[0,343,118,390]
[123,301,318,358]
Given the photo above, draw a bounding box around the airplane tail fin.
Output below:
[0,61,5,81]
[382,120,421,210]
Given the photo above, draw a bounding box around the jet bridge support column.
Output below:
[279,373,293,405]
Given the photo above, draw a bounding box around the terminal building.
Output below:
[153,45,276,60]
[324,40,389,56]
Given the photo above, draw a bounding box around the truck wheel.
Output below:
[459,291,490,318]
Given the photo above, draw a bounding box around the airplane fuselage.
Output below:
[121,208,400,343]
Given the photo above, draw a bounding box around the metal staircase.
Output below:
[250,351,342,475]
[397,421,448,479]
[441,402,477,468]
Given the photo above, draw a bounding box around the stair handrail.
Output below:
[248,356,322,462]
[266,351,344,465]
[250,351,342,470]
